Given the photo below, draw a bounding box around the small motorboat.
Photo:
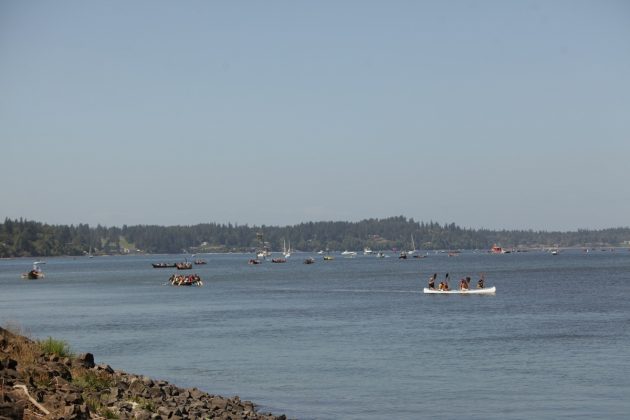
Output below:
[304,257,315,264]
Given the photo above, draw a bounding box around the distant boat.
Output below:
[490,245,505,254]
[22,263,44,280]
[194,259,207,265]
[272,258,287,263]
[255,232,271,259]
[341,250,357,257]
[257,250,271,258]
[176,262,193,270]
[376,251,386,258]
[323,255,334,261]
[168,274,203,287]
[407,235,416,256]
[283,239,291,258]
[152,263,177,268]
[424,286,496,295]
[304,257,315,264]
[363,247,373,255]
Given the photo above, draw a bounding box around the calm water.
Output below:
[1,251,629,419]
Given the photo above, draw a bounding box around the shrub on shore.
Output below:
[39,336,73,358]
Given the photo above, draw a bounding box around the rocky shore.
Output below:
[0,327,287,419]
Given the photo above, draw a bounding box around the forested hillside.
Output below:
[1,216,628,257]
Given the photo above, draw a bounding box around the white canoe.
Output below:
[423,286,496,295]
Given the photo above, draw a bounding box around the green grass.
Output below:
[83,394,119,419]
[72,369,115,392]
[130,396,156,412]
[38,336,73,358]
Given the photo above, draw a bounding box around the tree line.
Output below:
[1,216,629,258]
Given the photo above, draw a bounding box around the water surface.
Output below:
[1,250,628,419]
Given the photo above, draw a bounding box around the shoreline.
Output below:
[0,327,288,419]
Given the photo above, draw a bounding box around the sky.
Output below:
[1,1,629,231]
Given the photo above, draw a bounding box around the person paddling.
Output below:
[428,273,436,290]
[442,273,450,291]
[477,274,485,289]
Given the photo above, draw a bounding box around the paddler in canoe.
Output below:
[459,277,470,291]
[428,273,437,290]
[477,275,485,289]
[438,273,450,291]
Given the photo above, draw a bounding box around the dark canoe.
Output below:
[152,263,177,268]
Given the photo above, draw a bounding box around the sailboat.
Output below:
[407,235,416,256]
[255,232,271,259]
[283,239,291,258]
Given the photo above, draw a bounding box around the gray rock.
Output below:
[64,391,83,404]
[76,353,95,369]
[211,397,229,410]
[96,363,115,374]
[141,375,154,387]
[157,406,172,417]
[134,409,152,420]
[189,388,205,400]
[128,379,147,396]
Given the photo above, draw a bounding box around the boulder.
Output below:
[128,378,147,396]
[0,401,24,419]
[134,409,152,420]
[63,391,83,405]
[0,358,17,370]
[76,353,95,369]
[189,388,205,400]
[96,363,114,374]
[211,397,229,410]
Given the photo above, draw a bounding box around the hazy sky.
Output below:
[1,1,629,230]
